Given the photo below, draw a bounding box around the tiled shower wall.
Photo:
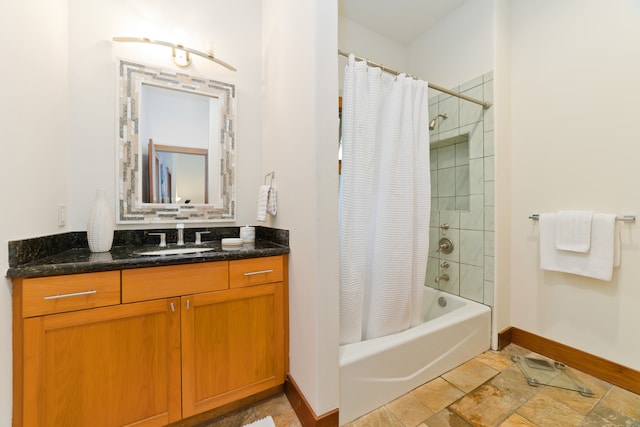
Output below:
[431,135,470,211]
[426,71,494,307]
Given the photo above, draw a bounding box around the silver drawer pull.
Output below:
[243,269,273,276]
[44,289,97,300]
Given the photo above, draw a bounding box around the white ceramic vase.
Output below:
[87,189,114,253]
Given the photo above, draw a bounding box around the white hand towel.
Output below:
[555,210,593,253]
[242,416,275,427]
[267,187,277,216]
[256,185,269,222]
[540,213,617,281]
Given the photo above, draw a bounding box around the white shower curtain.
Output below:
[339,55,431,344]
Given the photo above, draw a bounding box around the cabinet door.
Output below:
[181,283,285,417]
[23,299,182,427]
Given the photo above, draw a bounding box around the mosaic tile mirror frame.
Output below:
[116,59,236,223]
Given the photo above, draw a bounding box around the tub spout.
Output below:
[435,274,449,284]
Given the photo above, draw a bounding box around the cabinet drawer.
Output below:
[229,256,283,288]
[21,271,121,318]
[122,262,228,303]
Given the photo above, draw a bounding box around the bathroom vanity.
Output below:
[8,228,289,427]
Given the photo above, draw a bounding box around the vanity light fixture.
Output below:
[112,36,237,71]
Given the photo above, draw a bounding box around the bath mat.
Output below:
[242,416,276,427]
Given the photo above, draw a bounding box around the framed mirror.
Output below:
[116,59,236,223]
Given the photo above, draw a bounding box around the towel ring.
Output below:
[264,171,275,186]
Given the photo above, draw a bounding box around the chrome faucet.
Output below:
[149,232,166,247]
[195,231,210,245]
[435,274,449,284]
[176,223,185,246]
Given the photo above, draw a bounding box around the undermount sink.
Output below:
[136,247,215,256]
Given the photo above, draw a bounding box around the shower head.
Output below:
[429,113,448,131]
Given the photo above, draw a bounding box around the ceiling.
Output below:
[339,0,468,44]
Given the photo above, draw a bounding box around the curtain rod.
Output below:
[338,49,492,110]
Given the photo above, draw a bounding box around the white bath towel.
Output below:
[267,186,277,216]
[613,223,621,268]
[540,212,618,281]
[555,210,593,253]
[256,185,270,222]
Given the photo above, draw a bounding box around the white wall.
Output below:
[262,0,340,416]
[0,0,69,424]
[493,0,512,347]
[337,15,408,92]
[339,0,495,93]
[509,0,640,370]
[67,0,263,229]
[408,0,495,94]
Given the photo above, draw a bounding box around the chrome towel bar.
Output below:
[529,214,636,223]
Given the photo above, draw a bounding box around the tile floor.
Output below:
[198,344,640,427]
[193,392,302,427]
[345,344,640,427]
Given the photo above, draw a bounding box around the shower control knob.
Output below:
[437,237,454,254]
[440,223,449,230]
[440,261,450,268]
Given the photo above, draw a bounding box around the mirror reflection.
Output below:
[116,60,236,223]
[144,141,208,204]
[140,84,220,205]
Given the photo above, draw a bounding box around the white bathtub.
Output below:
[339,287,491,425]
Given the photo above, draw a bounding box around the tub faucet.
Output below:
[435,274,449,284]
[176,223,185,246]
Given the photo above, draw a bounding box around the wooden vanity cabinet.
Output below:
[182,282,285,417]
[121,262,229,303]
[22,298,182,427]
[15,271,181,427]
[182,256,286,416]
[13,255,288,427]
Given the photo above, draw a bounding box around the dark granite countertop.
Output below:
[7,226,289,279]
